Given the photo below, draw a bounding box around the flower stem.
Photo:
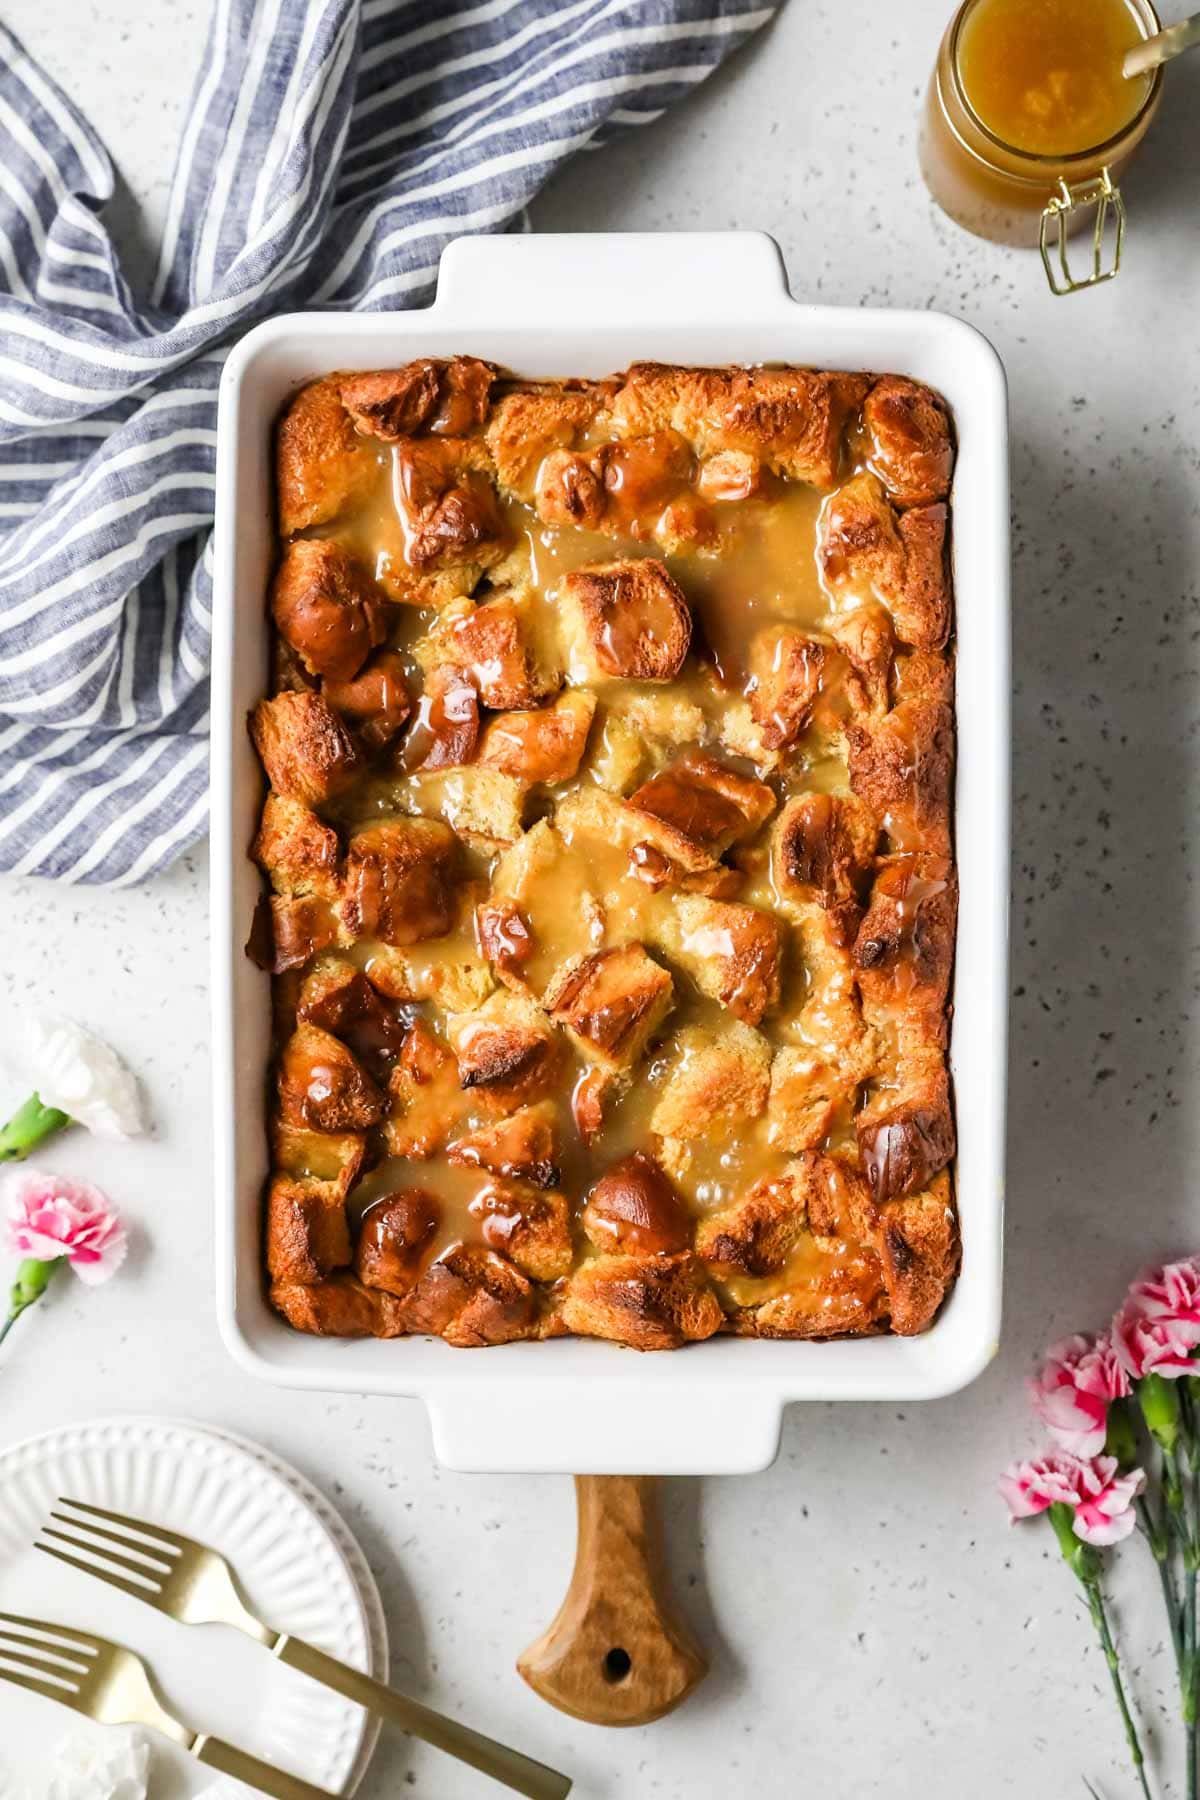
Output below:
[1139,1490,1184,1662]
[0,1093,69,1162]
[1084,1580,1154,1800]
[0,1257,59,1354]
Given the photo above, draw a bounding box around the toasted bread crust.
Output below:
[250,690,364,807]
[276,378,378,535]
[271,538,389,682]
[560,559,692,683]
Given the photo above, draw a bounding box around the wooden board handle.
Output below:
[517,1475,707,1727]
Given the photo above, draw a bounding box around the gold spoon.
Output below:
[1124,9,1200,79]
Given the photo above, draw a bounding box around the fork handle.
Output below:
[192,1733,336,1800]
[275,1635,571,1800]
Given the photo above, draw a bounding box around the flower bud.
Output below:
[1104,1397,1139,1470]
[1138,1371,1182,1455]
[10,1255,55,1313]
[1048,1501,1102,1584]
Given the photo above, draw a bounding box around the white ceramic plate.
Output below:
[0,1416,386,1798]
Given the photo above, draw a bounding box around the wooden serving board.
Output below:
[517,1475,707,1727]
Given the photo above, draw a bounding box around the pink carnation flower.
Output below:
[4,1169,126,1286]
[1029,1333,1130,1457]
[1113,1288,1200,1382]
[999,1451,1145,1547]
[1128,1258,1200,1336]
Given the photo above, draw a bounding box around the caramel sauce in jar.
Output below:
[920,0,1162,249]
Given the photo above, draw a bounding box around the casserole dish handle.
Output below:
[518,1475,706,1727]
[432,229,793,322]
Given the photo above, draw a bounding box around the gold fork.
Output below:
[38,1498,571,1800]
[0,1612,334,1798]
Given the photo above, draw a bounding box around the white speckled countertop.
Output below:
[3,2,1200,1795]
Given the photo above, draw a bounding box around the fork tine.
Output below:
[56,1497,188,1556]
[0,1613,103,1655]
[0,1639,88,1681]
[41,1525,167,1587]
[49,1511,175,1573]
[0,1663,85,1712]
[34,1541,170,1611]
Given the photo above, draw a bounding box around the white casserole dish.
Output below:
[211,231,1009,1476]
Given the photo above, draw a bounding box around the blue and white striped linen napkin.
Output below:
[0,0,776,885]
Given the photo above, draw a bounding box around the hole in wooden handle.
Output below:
[602,1647,632,1684]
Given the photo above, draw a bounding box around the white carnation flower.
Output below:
[44,1727,149,1800]
[18,1012,146,1140]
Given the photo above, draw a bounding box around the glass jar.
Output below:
[919,0,1164,292]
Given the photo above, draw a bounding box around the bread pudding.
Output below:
[250,358,959,1351]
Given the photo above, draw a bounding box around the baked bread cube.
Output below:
[694,1165,813,1278]
[448,1102,559,1189]
[402,1244,537,1346]
[341,817,458,946]
[746,628,828,750]
[651,895,784,1025]
[266,1174,352,1286]
[559,559,691,683]
[535,449,606,529]
[854,854,957,1014]
[271,538,389,683]
[384,1019,468,1158]
[845,687,953,858]
[271,1273,407,1338]
[256,895,342,973]
[766,1046,861,1153]
[649,1020,770,1141]
[276,377,378,535]
[447,991,561,1112]
[400,767,527,849]
[474,897,536,989]
[735,1254,888,1340]
[468,1180,574,1282]
[433,591,561,710]
[560,1251,722,1350]
[478,690,596,784]
[544,945,674,1073]
[250,691,364,807]
[612,363,869,487]
[863,375,953,508]
[819,472,951,652]
[296,961,408,1077]
[696,449,761,502]
[771,793,878,943]
[581,1153,692,1255]
[622,690,707,747]
[399,665,480,770]
[630,754,774,858]
[366,944,495,1015]
[391,436,506,580]
[858,1087,955,1209]
[340,357,496,441]
[872,1170,959,1334]
[829,604,895,719]
[554,785,718,875]
[486,384,610,495]
[856,1042,955,1203]
[270,1119,365,1195]
[324,651,412,750]
[277,1022,384,1133]
[355,1189,440,1297]
[252,793,341,900]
